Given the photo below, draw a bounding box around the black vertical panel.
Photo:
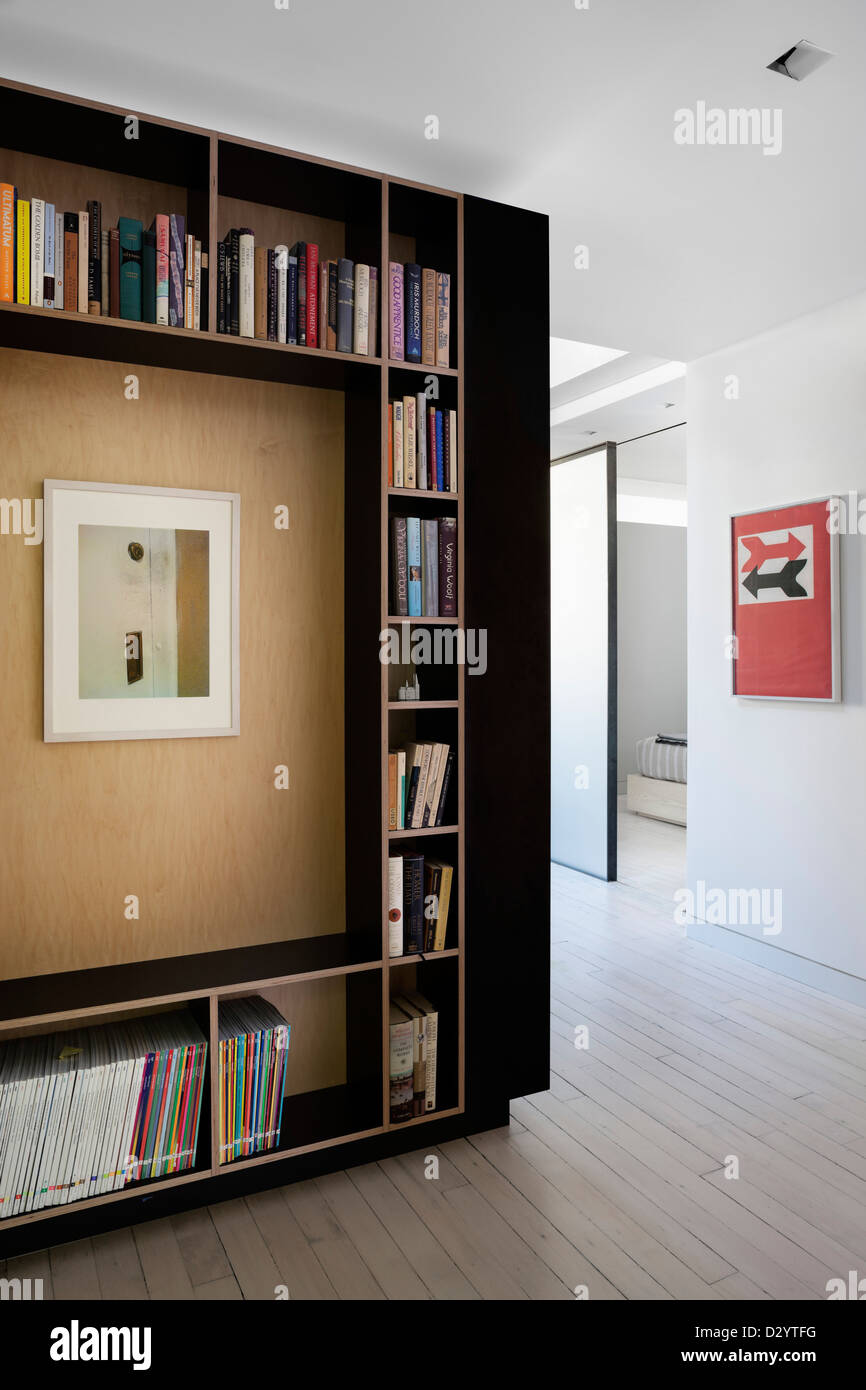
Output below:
[464,195,550,1104]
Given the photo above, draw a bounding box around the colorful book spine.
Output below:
[336,257,354,353]
[30,198,44,306]
[368,265,378,356]
[217,240,227,333]
[63,211,77,313]
[436,271,450,367]
[294,241,306,345]
[403,395,416,488]
[389,1004,414,1124]
[194,240,202,331]
[416,392,428,488]
[449,409,458,492]
[390,516,408,616]
[407,517,422,616]
[392,399,404,488]
[238,227,254,338]
[421,267,436,364]
[427,406,437,491]
[353,262,369,355]
[435,410,445,490]
[168,213,185,326]
[100,228,109,315]
[405,262,421,361]
[86,199,101,314]
[53,210,64,310]
[152,215,169,326]
[305,242,319,348]
[387,857,404,958]
[389,261,404,360]
[439,516,458,617]
[77,208,88,313]
[287,251,298,344]
[16,199,30,304]
[0,184,13,303]
[43,202,55,308]
[118,216,142,321]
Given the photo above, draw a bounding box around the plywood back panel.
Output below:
[0,346,346,980]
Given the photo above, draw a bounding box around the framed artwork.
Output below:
[44,479,240,741]
[731,497,840,702]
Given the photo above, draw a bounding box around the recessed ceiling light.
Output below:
[768,39,833,81]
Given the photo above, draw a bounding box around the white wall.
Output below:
[617,522,687,793]
[687,290,866,996]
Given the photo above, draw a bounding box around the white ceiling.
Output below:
[2,0,863,360]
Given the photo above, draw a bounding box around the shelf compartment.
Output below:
[215,970,383,1166]
[389,955,460,1123]
[387,179,458,373]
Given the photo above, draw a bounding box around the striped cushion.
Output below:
[635,735,687,783]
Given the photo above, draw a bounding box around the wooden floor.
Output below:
[5,860,866,1301]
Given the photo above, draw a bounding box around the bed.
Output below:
[626,735,687,826]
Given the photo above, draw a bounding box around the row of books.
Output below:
[389,399,457,492]
[215,232,377,355]
[388,740,454,831]
[389,991,438,1122]
[0,186,204,327]
[388,262,450,367]
[388,854,453,957]
[0,1011,207,1219]
[217,997,291,1164]
[390,516,457,617]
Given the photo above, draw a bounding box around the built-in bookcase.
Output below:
[0,75,550,1256]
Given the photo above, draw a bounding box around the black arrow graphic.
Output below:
[742,558,808,600]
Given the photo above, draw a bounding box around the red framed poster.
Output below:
[731,497,840,701]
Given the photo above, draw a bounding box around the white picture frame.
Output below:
[44,479,240,742]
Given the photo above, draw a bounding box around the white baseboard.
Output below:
[687,919,866,1008]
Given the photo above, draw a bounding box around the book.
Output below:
[388,261,404,360]
[238,228,254,338]
[118,216,142,321]
[425,859,453,951]
[305,242,318,348]
[427,405,437,491]
[254,245,267,340]
[434,748,455,827]
[388,751,398,831]
[0,184,13,302]
[405,263,421,361]
[169,213,185,326]
[436,271,450,366]
[421,267,436,364]
[319,259,328,350]
[77,208,88,313]
[422,518,439,617]
[55,211,65,311]
[368,265,378,356]
[392,995,427,1115]
[193,240,202,330]
[392,399,404,488]
[388,1003,414,1124]
[389,516,408,616]
[43,201,54,307]
[86,199,101,314]
[216,240,227,333]
[108,227,120,318]
[142,228,156,323]
[183,232,195,329]
[403,395,416,488]
[267,249,276,341]
[353,262,369,355]
[326,259,338,351]
[387,857,404,958]
[275,244,288,343]
[410,742,434,829]
[28,197,43,308]
[287,250,298,344]
[388,405,393,485]
[100,227,109,316]
[62,211,77,313]
[291,241,306,345]
[407,517,422,617]
[435,410,445,490]
[402,852,425,954]
[336,256,353,353]
[218,997,290,1163]
[416,392,428,488]
[403,743,423,828]
[399,990,438,1111]
[449,409,458,492]
[439,516,457,617]
[200,249,208,331]
[16,199,30,303]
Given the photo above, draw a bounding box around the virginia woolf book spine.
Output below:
[388,261,404,360]
[405,262,421,361]
[438,516,457,617]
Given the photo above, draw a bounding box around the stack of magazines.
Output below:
[217,997,291,1164]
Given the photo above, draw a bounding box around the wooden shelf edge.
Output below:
[388,949,459,965]
[387,1105,463,1131]
[388,487,459,501]
[388,825,459,839]
[385,615,462,626]
[386,699,458,711]
[216,1123,387,1172]
[387,357,458,377]
[0,1165,212,1232]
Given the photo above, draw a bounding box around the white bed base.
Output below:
[626,773,687,827]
